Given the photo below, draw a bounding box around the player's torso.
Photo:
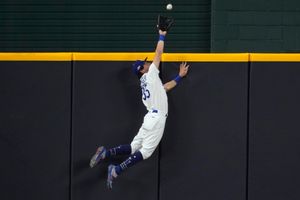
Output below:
[140,73,168,114]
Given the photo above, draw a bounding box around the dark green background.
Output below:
[1,0,300,52]
[212,0,300,52]
[0,0,210,52]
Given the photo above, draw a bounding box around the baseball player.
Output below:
[90,29,189,189]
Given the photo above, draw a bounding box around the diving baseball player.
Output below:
[90,28,189,190]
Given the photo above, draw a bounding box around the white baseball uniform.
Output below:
[130,63,168,159]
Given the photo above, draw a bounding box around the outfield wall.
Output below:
[0,53,299,200]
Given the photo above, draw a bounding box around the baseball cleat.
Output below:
[107,164,118,190]
[89,146,106,168]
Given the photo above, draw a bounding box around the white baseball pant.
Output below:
[130,111,167,159]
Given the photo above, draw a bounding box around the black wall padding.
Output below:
[0,62,71,200]
[72,61,159,200]
[3,59,300,200]
[160,62,248,200]
[248,62,300,200]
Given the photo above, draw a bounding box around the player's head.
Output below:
[132,57,150,78]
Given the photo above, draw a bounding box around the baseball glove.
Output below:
[157,15,174,32]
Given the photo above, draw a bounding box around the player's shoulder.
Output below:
[150,62,157,68]
[149,63,159,73]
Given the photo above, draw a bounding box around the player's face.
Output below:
[141,62,151,74]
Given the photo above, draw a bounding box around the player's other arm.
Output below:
[164,62,190,92]
[152,30,167,69]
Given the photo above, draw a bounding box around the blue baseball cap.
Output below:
[132,57,148,75]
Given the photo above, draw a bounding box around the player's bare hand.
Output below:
[159,29,167,36]
[179,62,190,77]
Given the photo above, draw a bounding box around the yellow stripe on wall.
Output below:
[250,53,300,62]
[73,52,155,61]
[162,53,249,62]
[73,53,249,62]
[0,53,72,61]
[0,53,300,62]
[0,53,249,62]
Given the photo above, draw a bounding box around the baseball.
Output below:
[166,3,173,10]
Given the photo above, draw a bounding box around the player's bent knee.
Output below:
[130,144,140,154]
[139,149,154,160]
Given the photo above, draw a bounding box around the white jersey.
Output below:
[140,63,168,114]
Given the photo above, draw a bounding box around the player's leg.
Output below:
[90,144,133,168]
[139,115,166,159]
[113,127,147,173]
[107,150,144,189]
[130,126,144,154]
[90,126,145,168]
[107,129,164,188]
[107,127,145,189]
[107,118,166,189]
[139,120,165,160]
[106,144,132,157]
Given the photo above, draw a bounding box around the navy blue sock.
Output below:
[115,151,144,175]
[105,144,132,158]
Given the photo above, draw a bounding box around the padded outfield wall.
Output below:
[0,53,300,200]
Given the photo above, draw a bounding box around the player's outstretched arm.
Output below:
[152,30,167,69]
[164,62,190,92]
